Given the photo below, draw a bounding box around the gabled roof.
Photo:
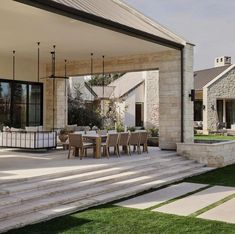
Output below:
[194,65,231,90]
[108,71,145,98]
[91,86,115,99]
[50,0,188,47]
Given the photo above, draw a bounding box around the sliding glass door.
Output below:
[0,80,43,128]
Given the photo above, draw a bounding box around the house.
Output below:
[194,56,235,133]
[0,0,194,150]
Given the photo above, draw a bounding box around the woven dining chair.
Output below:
[101,133,119,158]
[139,131,148,153]
[128,132,140,155]
[117,132,130,156]
[67,133,95,160]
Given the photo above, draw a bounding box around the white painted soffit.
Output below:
[0,0,174,62]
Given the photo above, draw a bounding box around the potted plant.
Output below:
[59,128,69,143]
[147,128,159,147]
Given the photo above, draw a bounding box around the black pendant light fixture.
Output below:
[64,59,67,126]
[102,55,105,128]
[90,53,94,102]
[12,50,16,81]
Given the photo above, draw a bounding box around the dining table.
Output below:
[81,133,107,158]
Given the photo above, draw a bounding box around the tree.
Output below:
[88,73,125,86]
[68,84,102,128]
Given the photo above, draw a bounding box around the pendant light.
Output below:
[64,59,67,126]
[102,55,105,128]
[12,50,16,81]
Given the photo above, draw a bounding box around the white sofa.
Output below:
[0,131,57,149]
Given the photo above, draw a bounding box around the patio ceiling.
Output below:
[1,0,176,63]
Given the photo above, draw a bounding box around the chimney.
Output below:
[214,56,232,67]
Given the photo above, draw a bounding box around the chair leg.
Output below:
[80,148,84,160]
[116,146,119,157]
[106,147,110,158]
[127,145,131,156]
[128,145,131,156]
[67,146,71,159]
[138,145,141,154]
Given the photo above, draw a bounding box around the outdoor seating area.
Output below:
[65,130,149,160]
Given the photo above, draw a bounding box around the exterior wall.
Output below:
[124,92,136,127]
[177,141,235,167]
[203,67,235,133]
[144,70,159,128]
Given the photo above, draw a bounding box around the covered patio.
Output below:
[0,0,194,150]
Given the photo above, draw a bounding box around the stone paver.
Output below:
[116,182,207,209]
[198,198,235,224]
[154,186,235,216]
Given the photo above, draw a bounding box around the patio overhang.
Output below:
[0,0,182,66]
[0,0,194,150]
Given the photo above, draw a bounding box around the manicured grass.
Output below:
[194,134,235,141]
[7,205,235,234]
[185,163,235,187]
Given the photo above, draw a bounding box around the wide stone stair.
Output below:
[0,153,213,233]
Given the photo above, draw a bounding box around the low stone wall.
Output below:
[177,141,235,167]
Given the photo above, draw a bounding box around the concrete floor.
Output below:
[0,147,176,183]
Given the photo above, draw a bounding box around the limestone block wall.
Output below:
[203,66,235,133]
[183,44,194,143]
[177,141,235,167]
[144,70,159,128]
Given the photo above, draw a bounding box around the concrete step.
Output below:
[0,153,180,192]
[0,166,213,233]
[0,162,205,220]
[0,160,198,209]
[0,155,189,196]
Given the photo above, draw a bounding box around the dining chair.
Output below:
[128,132,140,155]
[67,133,95,160]
[117,132,130,156]
[101,133,119,158]
[139,131,148,153]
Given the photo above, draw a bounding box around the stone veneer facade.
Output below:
[144,70,159,128]
[203,66,235,133]
[44,44,194,150]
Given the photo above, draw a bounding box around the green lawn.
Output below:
[6,164,235,234]
[7,205,235,234]
[185,163,235,187]
[194,134,235,141]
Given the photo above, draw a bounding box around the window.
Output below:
[135,103,144,127]
[217,100,223,123]
[0,80,43,128]
[194,100,203,121]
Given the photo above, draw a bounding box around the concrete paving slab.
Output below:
[154,186,235,216]
[198,198,235,224]
[116,182,207,209]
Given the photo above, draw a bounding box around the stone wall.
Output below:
[177,141,235,167]
[203,66,235,133]
[144,70,159,128]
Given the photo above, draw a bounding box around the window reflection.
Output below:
[0,80,43,128]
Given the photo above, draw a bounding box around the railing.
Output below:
[0,131,57,149]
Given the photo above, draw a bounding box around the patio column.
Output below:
[158,44,194,150]
[44,79,67,130]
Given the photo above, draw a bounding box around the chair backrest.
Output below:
[97,129,108,135]
[69,133,83,148]
[129,132,140,145]
[139,131,148,145]
[118,132,129,146]
[106,133,119,147]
